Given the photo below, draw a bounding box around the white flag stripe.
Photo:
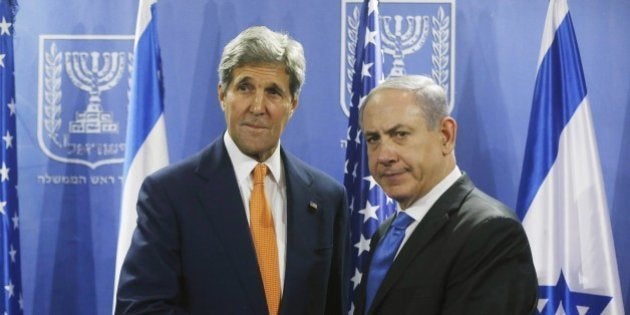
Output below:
[523,100,622,301]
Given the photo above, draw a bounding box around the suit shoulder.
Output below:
[148,136,225,184]
[459,188,520,223]
[146,148,205,184]
[453,188,530,254]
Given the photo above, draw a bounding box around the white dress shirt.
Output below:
[223,132,287,290]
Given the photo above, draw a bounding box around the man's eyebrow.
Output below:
[384,124,405,134]
[234,76,252,85]
[232,77,286,92]
[266,82,287,93]
[363,123,404,135]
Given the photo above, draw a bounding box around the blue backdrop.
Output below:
[14,0,630,314]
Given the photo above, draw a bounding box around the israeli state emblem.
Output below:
[340,0,456,116]
[37,35,134,169]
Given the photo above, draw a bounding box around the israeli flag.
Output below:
[112,0,169,305]
[516,0,624,314]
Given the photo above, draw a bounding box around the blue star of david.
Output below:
[538,271,611,314]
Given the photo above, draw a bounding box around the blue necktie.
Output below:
[365,212,415,314]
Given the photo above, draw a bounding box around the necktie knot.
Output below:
[253,163,267,185]
[391,212,414,230]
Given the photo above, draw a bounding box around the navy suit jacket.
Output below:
[116,136,350,314]
[354,175,538,315]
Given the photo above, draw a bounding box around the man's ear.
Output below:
[440,116,457,155]
[218,84,226,111]
[289,98,299,117]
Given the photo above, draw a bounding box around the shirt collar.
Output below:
[398,165,462,222]
[223,131,283,184]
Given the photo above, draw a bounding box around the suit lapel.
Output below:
[369,175,476,312]
[279,149,321,312]
[194,137,267,312]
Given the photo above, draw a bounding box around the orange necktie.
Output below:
[250,163,281,315]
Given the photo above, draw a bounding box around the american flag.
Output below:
[343,0,396,311]
[0,0,23,314]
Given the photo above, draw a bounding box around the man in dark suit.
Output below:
[354,75,538,314]
[115,26,349,314]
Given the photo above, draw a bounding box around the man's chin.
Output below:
[380,186,410,203]
[238,141,278,160]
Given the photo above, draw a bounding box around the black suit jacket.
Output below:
[116,136,350,314]
[354,175,538,315]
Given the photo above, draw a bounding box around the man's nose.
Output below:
[376,140,397,165]
[249,91,265,114]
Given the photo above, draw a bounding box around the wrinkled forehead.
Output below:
[362,94,425,129]
[361,89,420,121]
[230,64,290,86]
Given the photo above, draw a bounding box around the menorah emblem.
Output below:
[380,15,431,77]
[64,51,126,134]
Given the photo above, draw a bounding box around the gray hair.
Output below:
[218,26,306,100]
[360,75,449,130]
